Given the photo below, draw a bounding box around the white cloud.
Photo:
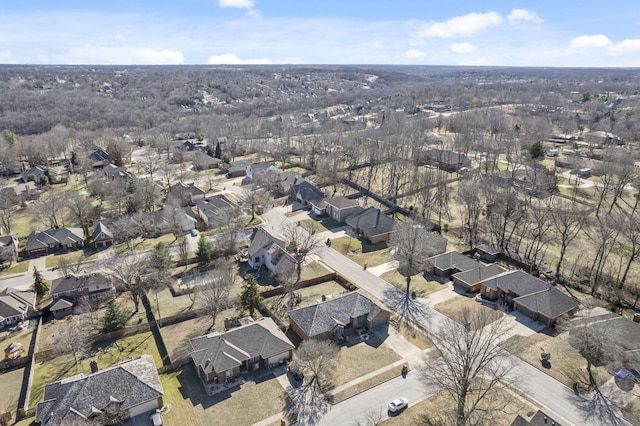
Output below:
[53,46,184,65]
[218,0,254,8]
[372,41,384,49]
[206,53,270,64]
[508,9,543,25]
[405,49,425,58]
[570,34,612,49]
[450,42,475,53]
[418,12,502,38]
[613,39,640,52]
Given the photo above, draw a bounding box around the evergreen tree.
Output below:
[214,142,222,159]
[196,235,213,265]
[529,141,545,159]
[32,267,49,297]
[240,276,263,317]
[101,301,129,332]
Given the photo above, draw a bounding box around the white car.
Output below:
[388,397,408,413]
[190,229,199,237]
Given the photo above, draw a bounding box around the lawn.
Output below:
[380,270,445,297]
[44,250,98,269]
[330,341,402,388]
[382,387,534,426]
[152,286,196,319]
[499,331,610,390]
[161,316,212,366]
[0,366,26,418]
[160,364,285,426]
[331,236,394,267]
[331,367,400,404]
[299,261,332,281]
[298,217,341,234]
[30,330,163,409]
[434,295,503,326]
[114,233,176,254]
[0,260,29,276]
[0,324,36,355]
[390,317,432,351]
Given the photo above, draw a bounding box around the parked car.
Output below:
[388,397,408,413]
[190,229,198,237]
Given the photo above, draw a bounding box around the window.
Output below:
[255,256,260,263]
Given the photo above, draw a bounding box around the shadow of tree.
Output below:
[570,386,626,426]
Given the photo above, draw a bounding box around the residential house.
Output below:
[191,152,221,170]
[0,182,38,206]
[314,196,363,223]
[426,251,480,277]
[35,355,164,425]
[92,221,114,248]
[167,182,206,206]
[190,317,294,387]
[0,234,19,265]
[21,165,57,184]
[246,227,295,273]
[511,410,563,426]
[345,207,395,244]
[485,168,555,197]
[153,206,197,234]
[49,273,115,318]
[290,179,324,206]
[101,164,132,182]
[246,162,278,181]
[288,291,390,340]
[452,264,506,292]
[0,287,35,328]
[196,195,241,228]
[25,228,84,257]
[478,270,580,326]
[476,244,501,262]
[226,161,249,178]
[88,147,109,168]
[420,149,470,172]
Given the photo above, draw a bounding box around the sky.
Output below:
[0,1,639,67]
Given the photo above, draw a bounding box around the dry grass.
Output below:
[152,287,195,319]
[391,318,432,350]
[160,364,285,426]
[0,260,29,276]
[298,217,341,234]
[380,270,445,297]
[331,236,394,267]
[300,261,332,281]
[44,250,99,268]
[330,367,400,404]
[0,366,25,417]
[330,341,402,388]
[161,316,212,365]
[383,387,535,426]
[434,295,504,325]
[0,324,36,355]
[499,331,610,389]
[622,398,640,426]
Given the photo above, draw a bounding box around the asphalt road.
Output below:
[320,373,436,426]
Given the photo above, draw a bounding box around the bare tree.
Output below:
[177,234,190,270]
[420,307,514,426]
[282,223,323,283]
[65,189,94,240]
[29,188,67,229]
[57,253,85,277]
[104,253,150,312]
[195,259,235,331]
[0,190,18,234]
[239,187,273,221]
[550,201,589,278]
[390,218,447,296]
[285,339,340,425]
[211,207,246,257]
[54,315,92,365]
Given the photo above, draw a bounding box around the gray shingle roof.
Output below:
[325,196,359,210]
[479,270,548,295]
[25,228,84,252]
[0,287,35,320]
[50,273,112,296]
[35,355,163,426]
[50,297,74,311]
[345,207,395,237]
[514,287,580,319]
[190,317,294,375]
[247,228,285,258]
[427,251,479,273]
[91,222,113,242]
[452,264,506,287]
[288,291,386,338]
[292,180,324,202]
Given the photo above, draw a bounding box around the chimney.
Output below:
[89,360,99,374]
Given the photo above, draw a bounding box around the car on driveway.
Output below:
[190,229,198,237]
[388,397,408,413]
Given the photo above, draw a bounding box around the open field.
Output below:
[160,364,285,426]
[331,236,394,267]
